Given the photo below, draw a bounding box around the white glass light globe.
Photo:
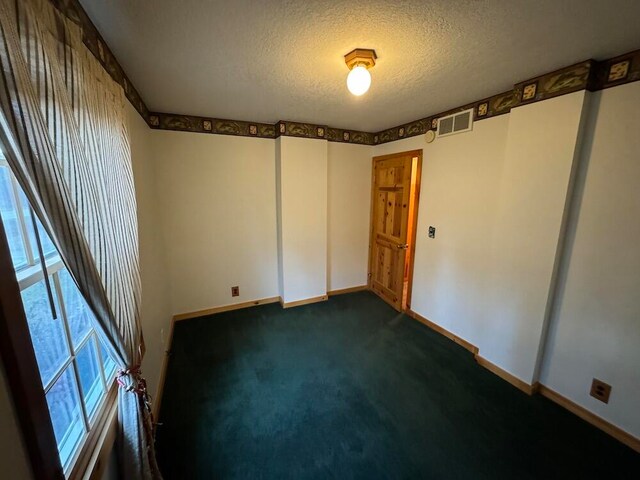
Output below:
[347,65,371,96]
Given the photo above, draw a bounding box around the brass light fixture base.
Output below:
[344,48,377,70]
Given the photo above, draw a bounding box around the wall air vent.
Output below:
[436,108,474,138]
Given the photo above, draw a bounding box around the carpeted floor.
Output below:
[156,291,639,479]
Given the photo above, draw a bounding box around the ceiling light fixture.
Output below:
[344,48,377,96]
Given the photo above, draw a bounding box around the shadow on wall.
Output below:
[535,92,601,378]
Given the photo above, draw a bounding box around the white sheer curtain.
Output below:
[0,0,160,477]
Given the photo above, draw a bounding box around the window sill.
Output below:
[68,383,118,480]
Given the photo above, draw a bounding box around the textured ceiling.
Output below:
[79,0,640,132]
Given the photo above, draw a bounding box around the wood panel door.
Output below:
[368,152,415,311]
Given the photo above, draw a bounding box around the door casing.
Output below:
[367,150,423,311]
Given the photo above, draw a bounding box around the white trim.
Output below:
[43,355,74,394]
[9,173,35,266]
[65,385,115,479]
[56,271,92,437]
[41,330,98,397]
[16,255,63,290]
[58,405,86,474]
[84,373,107,422]
[80,399,118,480]
[93,335,109,395]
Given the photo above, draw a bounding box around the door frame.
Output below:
[367,149,423,311]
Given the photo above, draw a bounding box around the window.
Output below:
[0,152,117,475]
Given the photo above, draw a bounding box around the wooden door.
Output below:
[368,152,415,311]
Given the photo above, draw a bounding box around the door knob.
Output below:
[397,243,408,250]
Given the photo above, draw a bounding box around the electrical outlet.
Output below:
[428,226,436,238]
[590,378,611,404]
[231,286,240,297]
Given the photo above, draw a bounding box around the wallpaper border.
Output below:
[50,1,639,146]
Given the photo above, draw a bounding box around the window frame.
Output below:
[0,157,57,271]
[0,214,64,479]
[0,164,119,479]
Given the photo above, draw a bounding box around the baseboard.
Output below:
[474,355,539,395]
[327,285,368,296]
[406,309,479,355]
[469,351,639,451]
[404,309,536,397]
[154,295,640,455]
[155,296,279,419]
[538,385,640,453]
[280,294,328,309]
[473,358,640,452]
[173,296,281,321]
[405,309,536,395]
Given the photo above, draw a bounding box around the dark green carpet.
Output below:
[156,291,639,479]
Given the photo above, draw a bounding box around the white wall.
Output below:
[150,131,363,308]
[127,84,640,443]
[275,139,285,299]
[374,92,591,385]
[127,104,173,400]
[276,136,328,303]
[152,130,279,315]
[0,360,32,479]
[374,114,509,352]
[327,142,372,291]
[540,82,640,438]
[374,87,639,437]
[485,91,589,383]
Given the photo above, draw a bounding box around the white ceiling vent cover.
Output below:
[437,109,474,138]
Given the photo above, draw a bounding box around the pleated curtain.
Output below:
[0,0,160,477]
